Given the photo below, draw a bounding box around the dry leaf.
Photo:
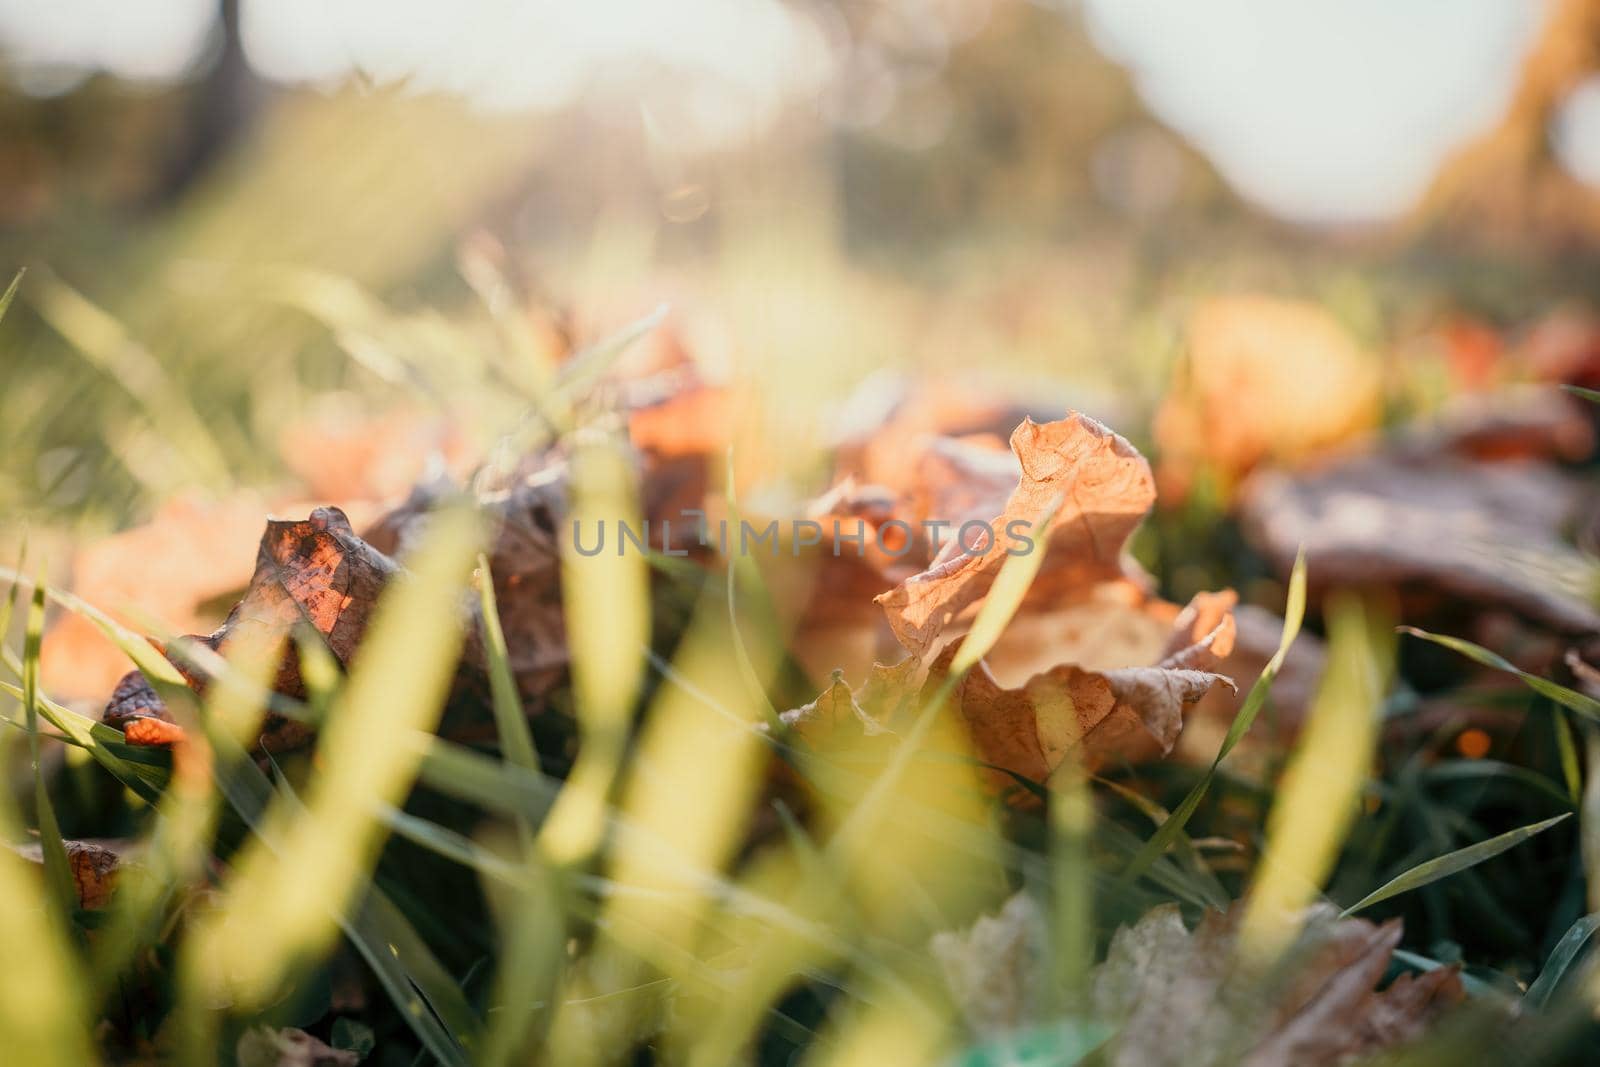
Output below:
[279,400,476,504]
[1092,903,1464,1067]
[1241,451,1600,635]
[927,593,1235,784]
[236,1026,359,1067]
[13,838,128,909]
[930,891,1045,1037]
[102,506,400,749]
[1155,296,1382,499]
[1392,386,1594,464]
[786,414,1233,790]
[876,414,1156,662]
[41,492,272,703]
[932,896,1464,1067]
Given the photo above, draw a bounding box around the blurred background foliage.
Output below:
[4,0,1598,529]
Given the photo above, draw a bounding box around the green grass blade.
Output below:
[206,732,476,1066]
[417,738,561,822]
[1562,384,1600,405]
[22,578,75,914]
[1241,592,1390,960]
[722,447,781,729]
[1525,913,1600,1010]
[1339,812,1571,916]
[1401,627,1600,720]
[0,679,168,801]
[475,554,541,777]
[1117,549,1306,888]
[553,304,667,400]
[0,268,22,324]
[475,553,566,1066]
[380,804,525,887]
[29,270,229,486]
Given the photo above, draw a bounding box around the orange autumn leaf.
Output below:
[12,838,129,910]
[875,414,1156,661]
[1155,295,1382,499]
[929,591,1236,784]
[102,506,401,750]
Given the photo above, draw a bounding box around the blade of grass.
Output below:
[475,555,541,779]
[1401,627,1600,720]
[203,725,477,1066]
[1563,384,1600,404]
[0,754,98,1064]
[552,304,667,403]
[22,577,75,915]
[0,268,22,325]
[1118,549,1306,888]
[475,552,565,1066]
[1340,813,1571,916]
[540,432,649,864]
[1526,913,1600,1010]
[0,678,168,801]
[28,269,228,486]
[1549,704,1584,805]
[831,498,1061,865]
[722,446,781,730]
[1241,592,1390,961]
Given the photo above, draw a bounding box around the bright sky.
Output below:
[1082,0,1543,222]
[0,0,1560,224]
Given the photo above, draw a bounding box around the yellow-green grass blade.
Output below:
[475,554,541,778]
[950,496,1062,676]
[722,446,781,729]
[0,269,21,325]
[0,773,99,1065]
[0,678,169,801]
[204,710,477,1066]
[1526,913,1600,1010]
[1241,592,1390,962]
[541,431,649,865]
[1118,550,1307,888]
[22,578,75,915]
[29,269,229,487]
[475,554,565,1065]
[1402,627,1600,720]
[1340,812,1571,916]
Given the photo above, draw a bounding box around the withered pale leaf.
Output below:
[930,890,1046,1037]
[236,1026,359,1067]
[876,414,1155,661]
[1092,902,1465,1067]
[935,897,1463,1067]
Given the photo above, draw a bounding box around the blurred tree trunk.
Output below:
[151,0,267,204]
[1421,0,1600,246]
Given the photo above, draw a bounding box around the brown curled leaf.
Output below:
[875,414,1156,661]
[13,838,129,910]
[102,505,401,750]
